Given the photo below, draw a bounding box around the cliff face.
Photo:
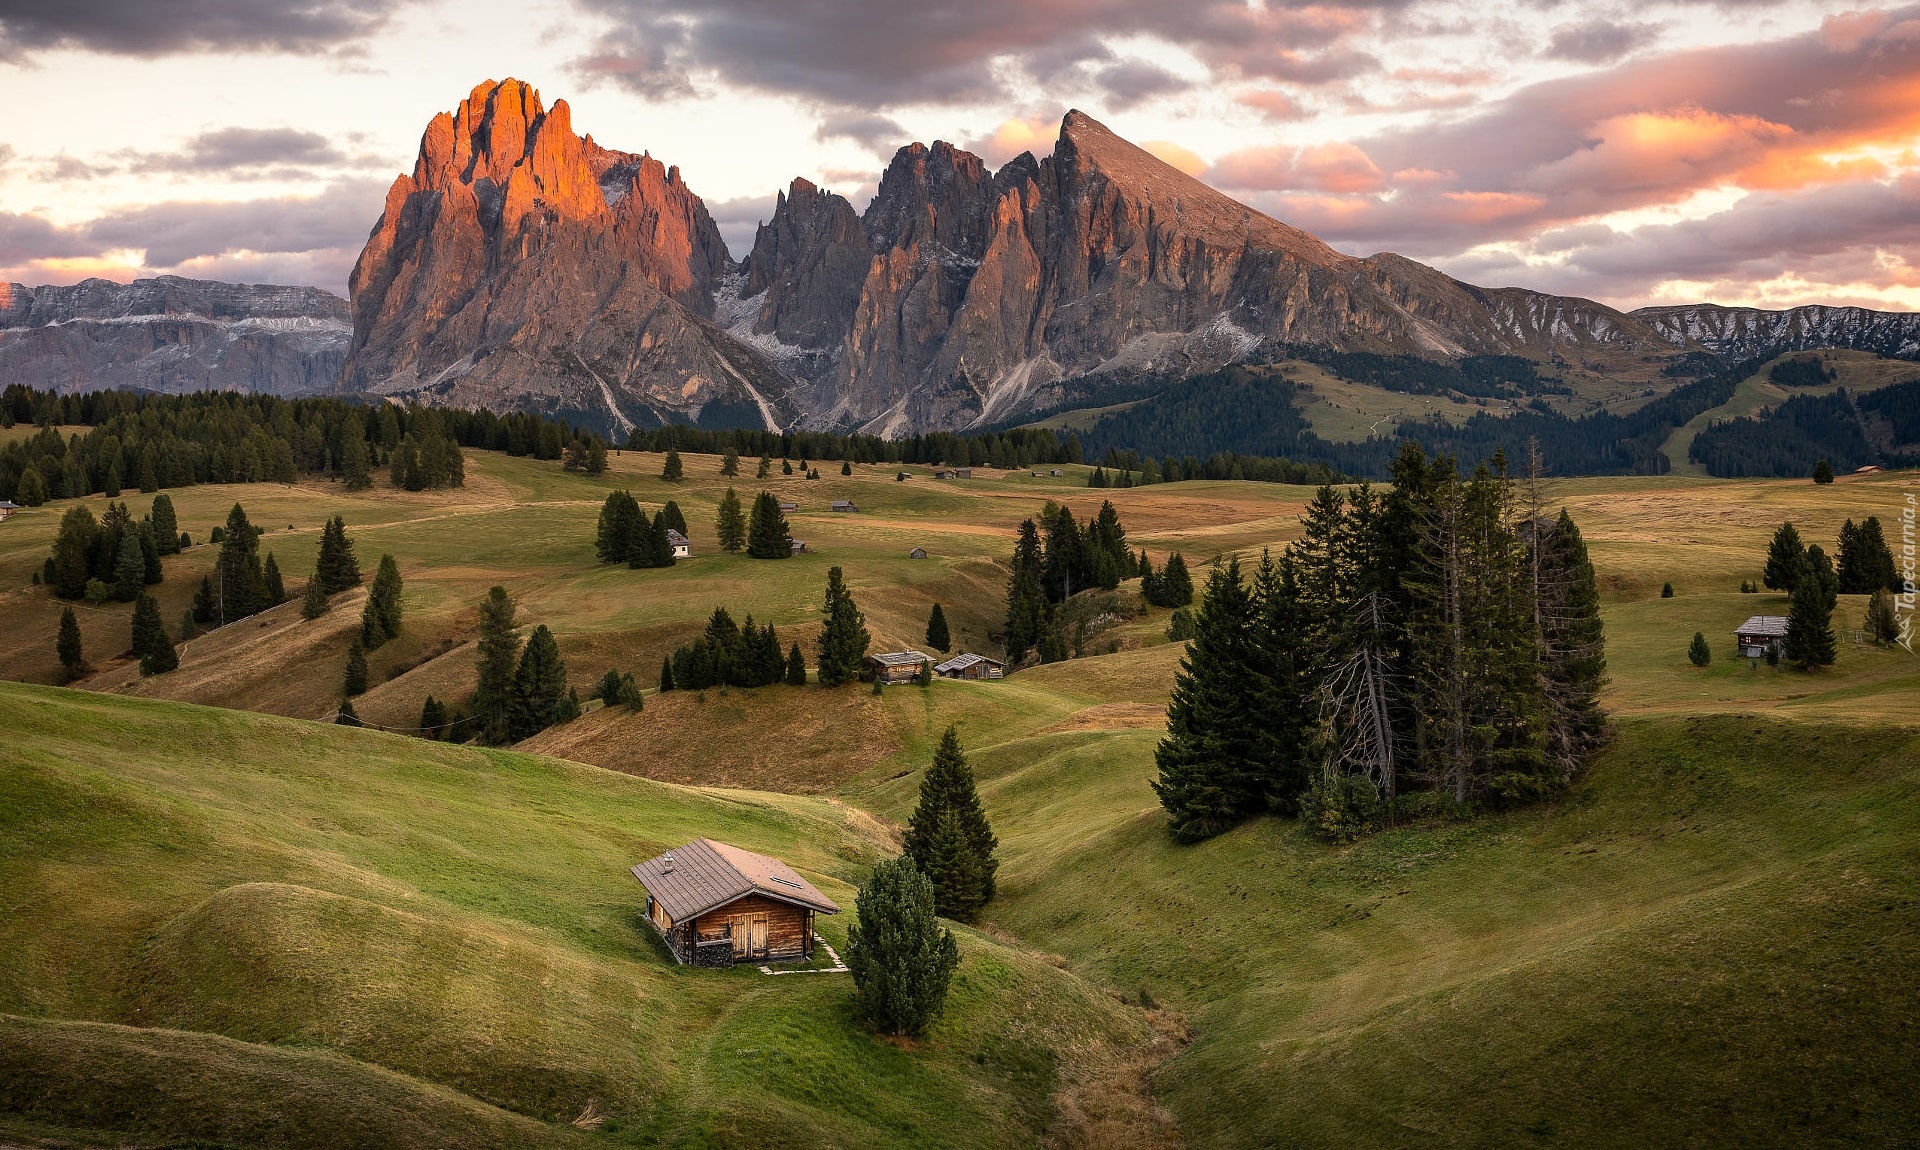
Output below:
[0,277,349,397]
[1633,303,1920,361]
[341,78,793,433]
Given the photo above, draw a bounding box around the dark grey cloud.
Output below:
[129,128,348,173]
[1545,19,1656,64]
[0,211,98,264]
[1095,59,1188,110]
[568,0,1401,110]
[814,111,907,150]
[0,0,408,60]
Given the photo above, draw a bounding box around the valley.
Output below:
[2,446,1916,1146]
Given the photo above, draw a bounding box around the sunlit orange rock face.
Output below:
[344,79,781,432]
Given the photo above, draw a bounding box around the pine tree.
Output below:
[1763,522,1806,591]
[1806,544,1839,611]
[1784,563,1837,669]
[721,450,739,477]
[337,698,359,726]
[747,491,793,559]
[785,642,807,686]
[845,856,960,1038]
[130,591,177,676]
[1536,509,1609,774]
[1148,552,1193,608]
[1661,581,1674,598]
[473,587,521,745]
[56,607,86,681]
[586,439,608,476]
[150,494,179,555]
[1813,459,1834,484]
[902,725,999,920]
[662,500,689,537]
[841,459,853,476]
[264,552,286,604]
[214,503,267,623]
[1003,519,1049,661]
[757,454,772,479]
[782,459,794,475]
[1866,587,1900,645]
[661,450,683,480]
[645,512,676,567]
[659,655,676,692]
[509,624,569,740]
[816,566,870,686]
[50,506,98,600]
[420,695,448,739]
[301,576,329,620]
[1839,516,1899,594]
[716,487,747,552]
[343,638,369,697]
[111,528,145,602]
[340,433,373,491]
[1152,558,1265,841]
[316,516,362,593]
[1688,631,1711,666]
[925,603,951,652]
[596,491,643,563]
[361,554,403,648]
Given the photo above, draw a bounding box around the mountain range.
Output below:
[7,77,1919,436]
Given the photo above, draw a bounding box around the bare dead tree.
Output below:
[1312,591,1400,799]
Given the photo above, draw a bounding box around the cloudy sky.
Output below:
[2,0,1917,312]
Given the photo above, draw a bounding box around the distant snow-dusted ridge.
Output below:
[0,276,350,397]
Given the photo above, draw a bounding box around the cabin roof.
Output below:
[935,652,1002,673]
[831,500,857,510]
[666,529,690,545]
[866,650,930,668]
[0,500,18,510]
[1735,615,1790,638]
[631,838,839,920]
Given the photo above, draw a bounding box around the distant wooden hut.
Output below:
[0,500,19,521]
[934,652,1004,680]
[790,539,809,555]
[1734,615,1789,659]
[779,501,799,511]
[631,838,839,967]
[1852,465,1884,476]
[831,500,857,512]
[666,528,692,559]
[864,650,929,684]
[908,546,928,559]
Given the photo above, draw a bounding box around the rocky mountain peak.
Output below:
[864,139,994,256]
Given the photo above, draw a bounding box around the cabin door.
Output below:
[731,913,768,957]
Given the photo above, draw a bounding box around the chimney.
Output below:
[662,849,675,873]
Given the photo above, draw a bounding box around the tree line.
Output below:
[1761,517,1904,665]
[1154,441,1609,843]
[658,606,802,692]
[1003,499,1174,663]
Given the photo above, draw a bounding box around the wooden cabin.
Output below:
[666,528,692,559]
[0,500,19,522]
[1049,469,1064,477]
[865,650,929,683]
[790,539,809,555]
[934,652,1004,680]
[1734,615,1789,659]
[831,500,857,512]
[1853,465,1885,476]
[779,501,799,511]
[908,546,928,559]
[631,838,839,967]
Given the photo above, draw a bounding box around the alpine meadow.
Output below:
[5,14,1920,1147]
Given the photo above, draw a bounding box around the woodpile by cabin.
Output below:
[631,838,839,967]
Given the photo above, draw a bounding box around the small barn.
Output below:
[831,500,858,512]
[1734,615,1789,658]
[631,838,839,967]
[865,650,930,683]
[1049,469,1064,477]
[790,539,809,555]
[1853,465,1884,476]
[908,546,928,559]
[0,500,19,522]
[935,652,1004,680]
[779,501,799,511]
[666,528,692,559]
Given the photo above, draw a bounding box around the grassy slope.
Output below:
[0,682,1151,1150]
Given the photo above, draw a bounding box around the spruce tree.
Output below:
[138,524,162,587]
[51,505,99,599]
[1813,459,1834,484]
[626,506,657,568]
[785,642,807,686]
[597,668,626,705]
[758,454,772,479]
[343,638,369,697]
[845,856,960,1038]
[1784,565,1837,669]
[362,554,403,648]
[1688,631,1711,666]
[473,586,521,745]
[301,576,329,620]
[1866,588,1900,645]
[56,607,86,681]
[662,500,688,537]
[585,440,608,476]
[1839,516,1898,593]
[661,449,683,480]
[816,566,870,686]
[130,591,177,676]
[111,528,145,602]
[925,603,951,652]
[659,655,676,692]
[716,487,747,552]
[509,624,569,739]
[315,516,362,594]
[721,450,739,477]
[1152,558,1265,841]
[841,460,853,476]
[1763,522,1806,591]
[340,434,373,491]
[420,695,448,739]
[1152,552,1194,607]
[902,725,999,920]
[1003,519,1049,661]
[266,552,288,606]
[747,491,793,558]
[214,503,267,623]
[1806,544,1839,611]
[337,698,360,726]
[596,491,642,563]
[1661,581,1674,598]
[1537,509,1609,771]
[645,512,676,567]
[150,494,179,555]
